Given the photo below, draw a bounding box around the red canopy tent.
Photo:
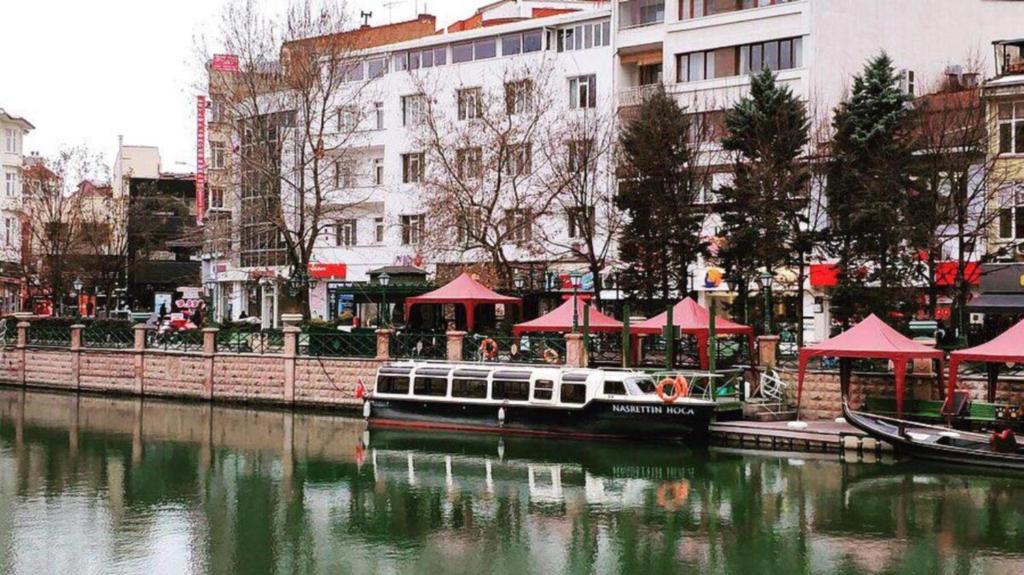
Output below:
[512,295,622,335]
[947,319,1024,403]
[631,297,756,369]
[796,314,944,420]
[403,272,521,332]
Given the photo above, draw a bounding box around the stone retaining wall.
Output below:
[0,322,381,412]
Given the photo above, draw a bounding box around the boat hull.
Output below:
[843,404,1024,471]
[368,397,715,441]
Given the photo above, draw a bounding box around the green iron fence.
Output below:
[82,324,135,349]
[390,332,447,360]
[301,330,377,358]
[462,333,566,364]
[26,324,72,348]
[217,329,284,354]
[148,329,204,352]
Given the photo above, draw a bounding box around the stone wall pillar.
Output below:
[202,327,219,401]
[376,329,392,361]
[16,321,29,386]
[758,335,780,369]
[446,331,466,362]
[70,324,84,390]
[565,333,587,368]
[133,324,148,396]
[282,326,300,404]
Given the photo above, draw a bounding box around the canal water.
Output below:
[1,389,1023,574]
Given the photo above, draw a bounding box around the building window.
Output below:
[4,217,13,247]
[341,60,365,82]
[505,209,533,244]
[457,147,483,179]
[639,63,663,85]
[2,129,16,154]
[4,172,17,197]
[366,57,387,79]
[557,21,611,52]
[373,157,384,185]
[210,99,229,123]
[677,50,715,82]
[401,214,425,245]
[338,106,359,132]
[452,38,497,63]
[336,219,357,246]
[374,216,385,243]
[681,0,793,20]
[505,143,532,176]
[569,75,597,109]
[209,186,225,208]
[998,183,1024,240]
[402,153,425,183]
[457,88,482,120]
[505,80,533,115]
[739,37,803,75]
[457,208,486,245]
[334,160,355,188]
[374,101,384,130]
[567,138,594,172]
[566,206,595,239]
[619,0,665,28]
[394,46,448,71]
[998,102,1024,155]
[210,142,227,170]
[402,94,426,127]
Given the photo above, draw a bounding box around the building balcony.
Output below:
[617,83,664,108]
[618,0,665,30]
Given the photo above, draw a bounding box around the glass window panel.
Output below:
[1015,102,1024,118]
[575,26,584,50]
[751,44,763,72]
[503,34,522,56]
[584,23,593,49]
[780,39,793,69]
[739,45,750,75]
[999,103,1013,120]
[453,42,473,63]
[392,53,407,72]
[434,47,447,65]
[690,52,705,81]
[524,30,543,52]
[705,50,715,79]
[452,379,488,399]
[1000,123,1013,154]
[999,209,1013,238]
[765,41,779,71]
[564,28,574,51]
[475,38,496,60]
[601,22,611,46]
[793,37,802,67]
[1016,122,1024,154]
[561,383,587,404]
[367,58,385,78]
[677,54,689,82]
[408,50,420,70]
[1017,207,1024,238]
[421,48,433,68]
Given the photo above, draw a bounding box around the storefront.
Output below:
[968,263,1024,341]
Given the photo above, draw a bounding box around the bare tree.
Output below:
[410,61,573,289]
[199,0,375,318]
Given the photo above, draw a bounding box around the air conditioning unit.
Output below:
[970,313,985,325]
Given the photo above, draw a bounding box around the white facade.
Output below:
[0,108,32,313]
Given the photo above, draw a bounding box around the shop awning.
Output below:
[796,314,944,420]
[966,293,1024,313]
[403,272,521,332]
[947,319,1024,400]
[631,297,755,369]
[512,295,622,335]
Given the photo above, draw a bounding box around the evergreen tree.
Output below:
[826,53,917,325]
[616,88,706,313]
[718,68,810,334]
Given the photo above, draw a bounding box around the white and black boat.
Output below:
[366,362,717,440]
[842,403,1024,471]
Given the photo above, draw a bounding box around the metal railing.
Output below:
[463,333,566,364]
[82,324,135,349]
[587,332,624,365]
[148,330,204,352]
[26,325,72,348]
[301,330,376,358]
[390,332,446,360]
[217,329,284,354]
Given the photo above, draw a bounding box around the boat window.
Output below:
[603,379,627,396]
[494,370,531,381]
[377,376,410,394]
[413,377,449,397]
[493,379,529,401]
[452,379,488,399]
[625,376,657,395]
[533,379,555,401]
[561,383,587,404]
[562,372,589,383]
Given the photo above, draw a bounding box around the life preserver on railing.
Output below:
[543,348,560,364]
[480,338,499,360]
[656,375,688,404]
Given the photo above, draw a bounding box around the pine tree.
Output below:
[826,53,917,325]
[718,68,810,333]
[616,88,706,313]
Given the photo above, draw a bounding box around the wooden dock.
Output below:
[711,420,893,456]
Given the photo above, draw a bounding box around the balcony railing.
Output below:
[617,84,663,107]
[619,0,665,29]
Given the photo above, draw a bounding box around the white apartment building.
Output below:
[0,108,32,314]
[614,0,1024,342]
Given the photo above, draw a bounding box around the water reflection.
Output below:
[1,388,1023,574]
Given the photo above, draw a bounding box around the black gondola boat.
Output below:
[842,402,1024,471]
[366,361,717,441]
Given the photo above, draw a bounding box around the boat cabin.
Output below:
[374,362,684,408]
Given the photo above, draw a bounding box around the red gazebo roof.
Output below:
[632,297,753,335]
[403,272,521,331]
[512,295,621,335]
[796,314,944,420]
[947,319,1024,396]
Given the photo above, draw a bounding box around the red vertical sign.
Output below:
[196,95,206,225]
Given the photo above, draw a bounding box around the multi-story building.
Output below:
[0,108,32,314]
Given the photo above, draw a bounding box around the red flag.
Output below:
[355,379,366,399]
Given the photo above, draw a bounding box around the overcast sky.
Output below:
[0,0,482,175]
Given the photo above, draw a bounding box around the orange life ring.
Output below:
[480,338,499,360]
[656,480,690,510]
[656,375,688,403]
[543,348,560,364]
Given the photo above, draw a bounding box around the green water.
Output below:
[0,389,1023,574]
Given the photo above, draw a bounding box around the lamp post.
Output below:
[513,273,525,292]
[379,272,391,327]
[71,277,83,317]
[569,272,582,333]
[758,270,773,335]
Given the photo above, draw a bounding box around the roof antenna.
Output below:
[360,10,372,27]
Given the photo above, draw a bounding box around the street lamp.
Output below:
[513,273,525,292]
[378,272,391,327]
[71,277,84,318]
[758,270,773,335]
[72,277,83,294]
[569,272,583,333]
